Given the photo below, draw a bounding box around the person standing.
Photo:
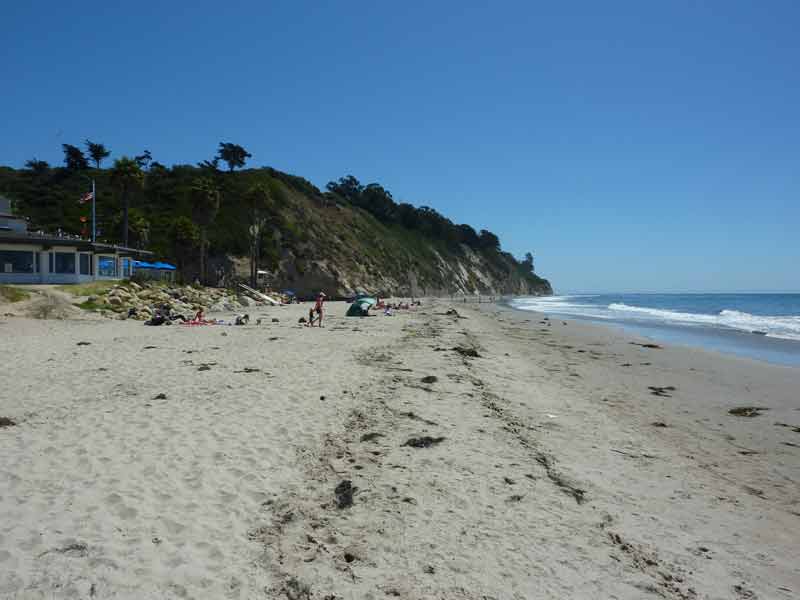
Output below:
[312,292,326,327]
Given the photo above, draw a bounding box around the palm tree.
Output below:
[190,177,221,284]
[110,157,144,247]
[85,140,111,169]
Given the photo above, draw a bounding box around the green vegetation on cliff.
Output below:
[0,142,552,297]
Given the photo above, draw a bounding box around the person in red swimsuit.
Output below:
[311,292,326,327]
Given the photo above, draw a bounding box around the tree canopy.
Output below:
[62,144,89,171]
[325,174,501,253]
[85,140,111,169]
[216,143,252,172]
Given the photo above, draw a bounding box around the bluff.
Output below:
[0,160,552,298]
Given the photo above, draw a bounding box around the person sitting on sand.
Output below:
[186,307,216,325]
[144,311,166,326]
[235,314,250,326]
[161,303,187,322]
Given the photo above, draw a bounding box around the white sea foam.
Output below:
[510,297,800,341]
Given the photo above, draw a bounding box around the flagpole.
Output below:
[91,179,96,243]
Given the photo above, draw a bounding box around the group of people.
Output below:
[140,290,416,329]
[141,305,214,326]
[141,304,254,327]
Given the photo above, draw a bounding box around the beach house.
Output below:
[0,195,153,285]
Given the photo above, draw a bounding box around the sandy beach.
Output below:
[1,300,799,599]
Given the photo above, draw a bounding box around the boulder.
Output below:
[108,296,123,306]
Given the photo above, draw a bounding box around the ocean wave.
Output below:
[607,303,800,340]
[509,295,616,319]
[509,297,800,341]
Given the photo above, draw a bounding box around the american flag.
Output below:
[79,191,94,205]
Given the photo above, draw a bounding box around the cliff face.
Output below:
[222,177,552,298]
[259,242,553,298]
[0,165,553,298]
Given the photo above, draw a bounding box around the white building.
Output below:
[0,196,153,285]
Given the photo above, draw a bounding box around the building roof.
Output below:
[0,231,153,256]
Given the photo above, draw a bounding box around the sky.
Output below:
[2,1,798,293]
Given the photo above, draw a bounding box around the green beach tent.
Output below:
[346,298,376,317]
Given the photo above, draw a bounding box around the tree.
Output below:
[110,157,144,247]
[216,142,252,172]
[457,224,481,248]
[128,209,151,249]
[24,158,50,174]
[522,252,535,273]
[478,229,500,250]
[190,177,221,284]
[245,184,272,287]
[197,157,220,172]
[396,203,420,229]
[361,183,396,221]
[134,150,152,170]
[326,175,363,205]
[168,216,199,278]
[85,140,111,169]
[62,144,89,171]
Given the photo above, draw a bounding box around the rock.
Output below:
[108,296,123,306]
[129,282,141,291]
[402,436,445,448]
[334,480,356,509]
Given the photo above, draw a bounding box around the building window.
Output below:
[79,253,91,275]
[0,250,35,273]
[121,258,132,278]
[54,252,76,274]
[98,256,117,277]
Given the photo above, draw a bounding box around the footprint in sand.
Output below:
[161,517,186,535]
[117,505,138,520]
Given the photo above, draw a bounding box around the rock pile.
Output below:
[83,281,253,320]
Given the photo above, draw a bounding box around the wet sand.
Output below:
[1,300,798,598]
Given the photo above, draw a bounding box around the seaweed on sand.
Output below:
[402,436,445,448]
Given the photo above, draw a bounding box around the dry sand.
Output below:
[0,300,798,599]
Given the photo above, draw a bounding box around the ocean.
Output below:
[508,293,800,366]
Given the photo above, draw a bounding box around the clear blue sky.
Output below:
[3,1,798,292]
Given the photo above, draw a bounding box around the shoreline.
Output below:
[501,296,800,368]
[1,300,798,598]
